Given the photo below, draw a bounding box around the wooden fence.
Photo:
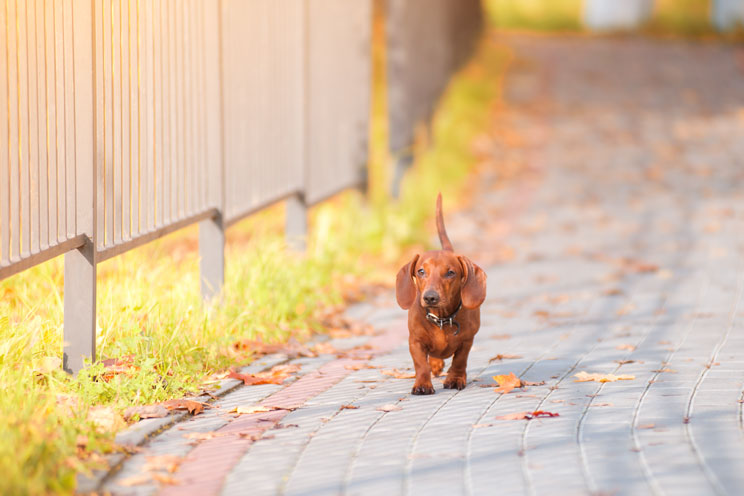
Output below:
[0,0,483,373]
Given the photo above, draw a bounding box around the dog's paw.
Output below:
[443,376,467,390]
[412,384,436,395]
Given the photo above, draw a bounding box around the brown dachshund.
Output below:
[396,194,487,394]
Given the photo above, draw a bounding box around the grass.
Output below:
[0,24,511,496]
[484,0,722,36]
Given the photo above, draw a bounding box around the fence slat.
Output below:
[1,0,8,265]
[154,0,163,228]
[29,0,44,253]
[111,0,122,244]
[143,0,154,232]
[120,0,130,241]
[53,0,66,243]
[131,0,140,235]
[62,0,75,238]
[44,0,57,248]
[17,1,30,256]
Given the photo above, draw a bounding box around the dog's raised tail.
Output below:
[436,193,454,251]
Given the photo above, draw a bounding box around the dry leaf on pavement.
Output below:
[118,474,154,487]
[381,369,416,379]
[230,405,289,415]
[183,432,221,442]
[313,342,338,355]
[227,363,300,386]
[616,344,636,351]
[495,410,560,420]
[492,372,522,393]
[574,371,635,382]
[123,404,170,421]
[340,404,359,410]
[377,404,402,412]
[488,354,523,362]
[163,399,206,415]
[144,455,182,473]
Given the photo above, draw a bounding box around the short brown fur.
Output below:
[395,194,487,394]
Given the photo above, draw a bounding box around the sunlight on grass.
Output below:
[485,0,583,32]
[484,0,717,36]
[0,25,510,496]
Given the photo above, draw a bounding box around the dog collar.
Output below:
[426,302,462,335]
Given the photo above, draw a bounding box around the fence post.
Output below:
[63,243,96,374]
[286,193,308,251]
[200,215,225,300]
[63,0,96,374]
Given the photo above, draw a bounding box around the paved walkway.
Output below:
[101,35,744,496]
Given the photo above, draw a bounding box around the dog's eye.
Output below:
[417,268,426,277]
[445,270,456,278]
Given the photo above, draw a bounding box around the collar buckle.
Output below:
[425,302,462,335]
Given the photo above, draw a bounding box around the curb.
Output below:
[76,300,400,494]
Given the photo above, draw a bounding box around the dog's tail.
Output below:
[436,193,454,251]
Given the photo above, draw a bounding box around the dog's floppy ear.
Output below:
[458,255,487,309]
[396,254,420,310]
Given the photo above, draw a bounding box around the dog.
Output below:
[395,194,487,394]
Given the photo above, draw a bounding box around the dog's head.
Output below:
[395,251,486,311]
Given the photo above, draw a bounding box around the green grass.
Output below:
[485,0,583,32]
[0,30,511,495]
[484,0,719,36]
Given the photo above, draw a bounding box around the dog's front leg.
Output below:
[443,339,473,390]
[409,338,435,395]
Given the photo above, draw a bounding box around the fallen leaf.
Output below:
[616,344,636,351]
[377,404,402,412]
[118,474,153,487]
[381,369,416,379]
[313,342,338,354]
[231,405,284,415]
[340,404,359,410]
[590,402,614,407]
[638,423,655,429]
[574,372,635,383]
[492,372,522,393]
[100,354,139,381]
[87,406,127,433]
[488,354,523,362]
[230,339,316,359]
[614,359,635,365]
[163,399,206,415]
[652,368,677,373]
[151,473,180,485]
[616,304,636,316]
[124,405,170,421]
[144,455,182,473]
[344,363,364,371]
[523,380,545,386]
[227,363,300,386]
[603,288,624,296]
[238,432,275,441]
[183,432,220,442]
[495,411,559,420]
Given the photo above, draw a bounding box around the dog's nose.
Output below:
[423,290,440,306]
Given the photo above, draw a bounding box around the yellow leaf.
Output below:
[574,371,635,383]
